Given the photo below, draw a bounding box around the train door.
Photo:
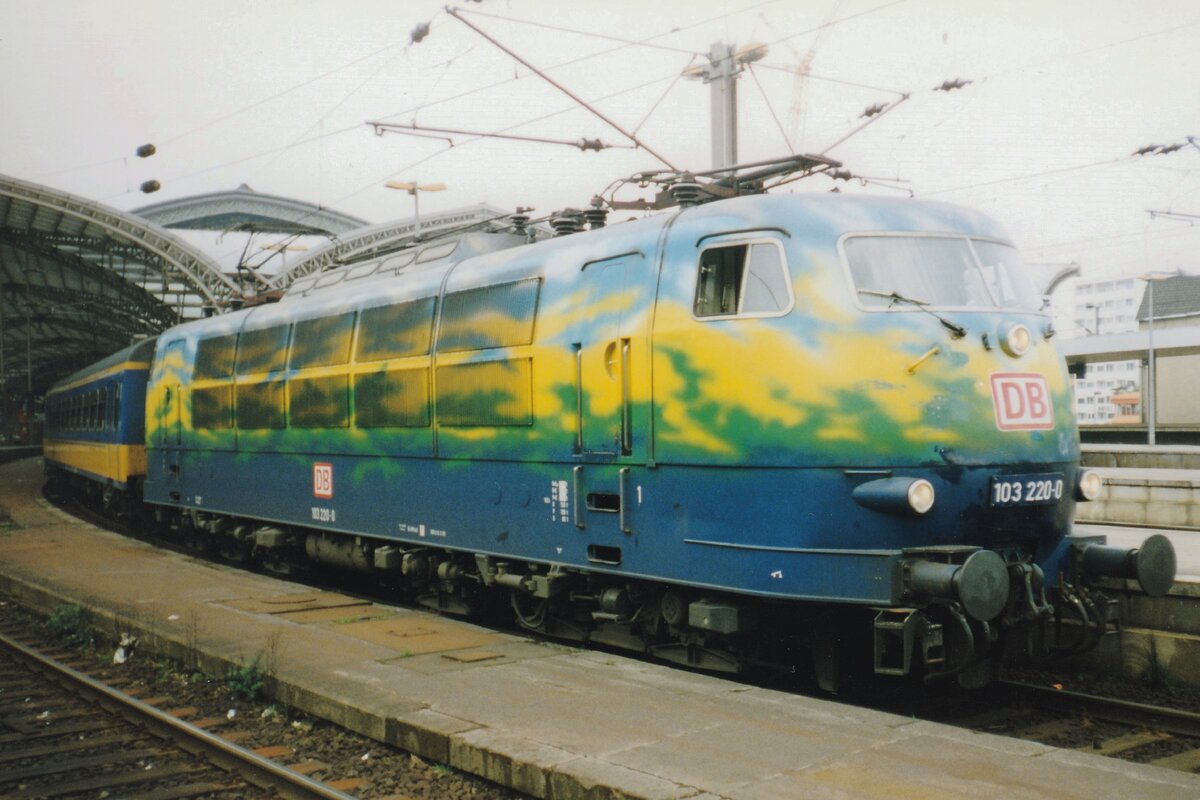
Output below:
[572,251,651,538]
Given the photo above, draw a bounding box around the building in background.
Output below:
[1068,277,1142,424]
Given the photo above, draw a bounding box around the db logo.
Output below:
[990,373,1054,431]
[313,462,333,499]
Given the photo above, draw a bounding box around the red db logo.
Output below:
[991,373,1054,431]
[313,462,333,499]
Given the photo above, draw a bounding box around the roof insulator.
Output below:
[934,78,973,92]
[669,181,703,208]
[510,213,529,235]
[551,210,585,236]
[584,206,608,229]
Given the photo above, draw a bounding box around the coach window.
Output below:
[693,239,792,319]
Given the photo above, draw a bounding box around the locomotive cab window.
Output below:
[693,240,792,319]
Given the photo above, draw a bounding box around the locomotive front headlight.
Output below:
[1000,323,1031,357]
[907,479,935,514]
[1076,469,1103,502]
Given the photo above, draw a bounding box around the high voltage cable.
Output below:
[1026,224,1200,256]
[371,0,783,126]
[979,16,1200,83]
[746,64,794,152]
[455,8,703,56]
[762,0,909,48]
[920,156,1133,197]
[752,61,908,97]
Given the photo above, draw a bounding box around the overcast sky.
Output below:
[3,0,1198,313]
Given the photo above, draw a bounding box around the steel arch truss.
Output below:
[0,173,238,395]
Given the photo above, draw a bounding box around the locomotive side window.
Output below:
[193,334,236,430]
[436,359,533,426]
[236,326,289,375]
[355,368,430,427]
[290,313,355,369]
[195,335,236,380]
[192,386,233,429]
[437,278,540,351]
[290,375,350,428]
[693,240,792,318]
[356,297,436,361]
[236,380,286,429]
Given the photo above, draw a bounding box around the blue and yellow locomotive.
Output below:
[46,191,1175,688]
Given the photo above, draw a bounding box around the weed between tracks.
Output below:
[7,597,524,798]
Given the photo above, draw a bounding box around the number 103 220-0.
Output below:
[990,474,1064,507]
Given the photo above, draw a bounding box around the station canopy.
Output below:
[1,173,525,397]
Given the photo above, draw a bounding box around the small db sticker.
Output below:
[313,462,333,499]
[990,373,1054,431]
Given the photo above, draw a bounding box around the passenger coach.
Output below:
[44,338,154,511]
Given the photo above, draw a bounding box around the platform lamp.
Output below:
[385,180,446,230]
[259,242,308,273]
[1138,270,1182,446]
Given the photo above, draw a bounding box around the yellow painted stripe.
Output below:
[49,360,150,396]
[43,440,147,484]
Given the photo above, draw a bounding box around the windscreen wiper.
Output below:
[858,289,968,338]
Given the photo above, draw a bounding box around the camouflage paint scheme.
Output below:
[141,194,1080,606]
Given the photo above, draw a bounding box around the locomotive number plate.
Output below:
[989,473,1064,507]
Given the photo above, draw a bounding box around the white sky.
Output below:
[3,0,1198,320]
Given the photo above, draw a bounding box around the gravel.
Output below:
[1,594,527,800]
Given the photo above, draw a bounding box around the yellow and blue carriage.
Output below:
[44,338,154,509]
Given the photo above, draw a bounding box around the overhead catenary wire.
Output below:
[445,7,679,170]
[455,7,704,57]
[745,64,794,152]
[371,1,784,128]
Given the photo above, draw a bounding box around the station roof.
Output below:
[1136,273,1200,324]
[133,184,368,237]
[0,173,238,395]
[267,203,519,289]
[1059,326,1200,365]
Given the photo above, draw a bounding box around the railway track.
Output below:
[46,489,1200,779]
[0,625,359,800]
[916,678,1200,773]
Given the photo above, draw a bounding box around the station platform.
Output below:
[1,457,1197,800]
[1076,465,1200,531]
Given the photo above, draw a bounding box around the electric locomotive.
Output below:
[49,190,1176,689]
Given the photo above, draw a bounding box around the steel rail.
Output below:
[998,678,1200,739]
[0,629,358,800]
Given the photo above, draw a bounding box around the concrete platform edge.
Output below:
[0,569,704,800]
